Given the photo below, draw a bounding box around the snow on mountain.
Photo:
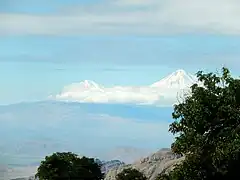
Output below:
[53,70,198,106]
[150,69,197,89]
[63,80,104,91]
[54,80,105,101]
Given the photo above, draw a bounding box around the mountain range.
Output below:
[0,101,174,168]
[52,69,198,106]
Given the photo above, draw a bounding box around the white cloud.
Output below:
[55,86,160,104]
[1,0,240,35]
[53,85,181,106]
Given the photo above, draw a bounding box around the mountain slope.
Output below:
[104,148,184,180]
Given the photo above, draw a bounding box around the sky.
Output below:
[0,0,240,104]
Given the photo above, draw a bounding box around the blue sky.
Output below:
[0,0,240,104]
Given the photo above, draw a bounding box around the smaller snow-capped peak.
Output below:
[79,80,102,89]
[151,69,197,89]
[62,80,104,93]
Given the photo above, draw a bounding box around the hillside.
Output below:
[104,148,184,180]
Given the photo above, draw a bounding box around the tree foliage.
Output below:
[35,152,103,180]
[158,67,240,180]
[116,168,147,180]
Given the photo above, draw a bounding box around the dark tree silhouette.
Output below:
[116,168,147,180]
[36,152,103,180]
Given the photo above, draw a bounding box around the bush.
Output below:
[116,168,147,180]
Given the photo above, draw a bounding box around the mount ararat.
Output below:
[53,69,198,106]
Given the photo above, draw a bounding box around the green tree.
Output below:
[156,172,171,180]
[158,67,240,180]
[158,68,240,180]
[35,152,103,180]
[116,168,147,180]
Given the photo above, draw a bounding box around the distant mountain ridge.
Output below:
[104,148,184,180]
[0,101,174,179]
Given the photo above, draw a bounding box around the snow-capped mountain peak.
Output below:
[79,80,102,89]
[61,80,104,93]
[174,69,187,76]
[150,69,197,89]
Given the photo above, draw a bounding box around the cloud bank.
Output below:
[1,0,240,35]
[54,84,166,105]
[54,84,181,106]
